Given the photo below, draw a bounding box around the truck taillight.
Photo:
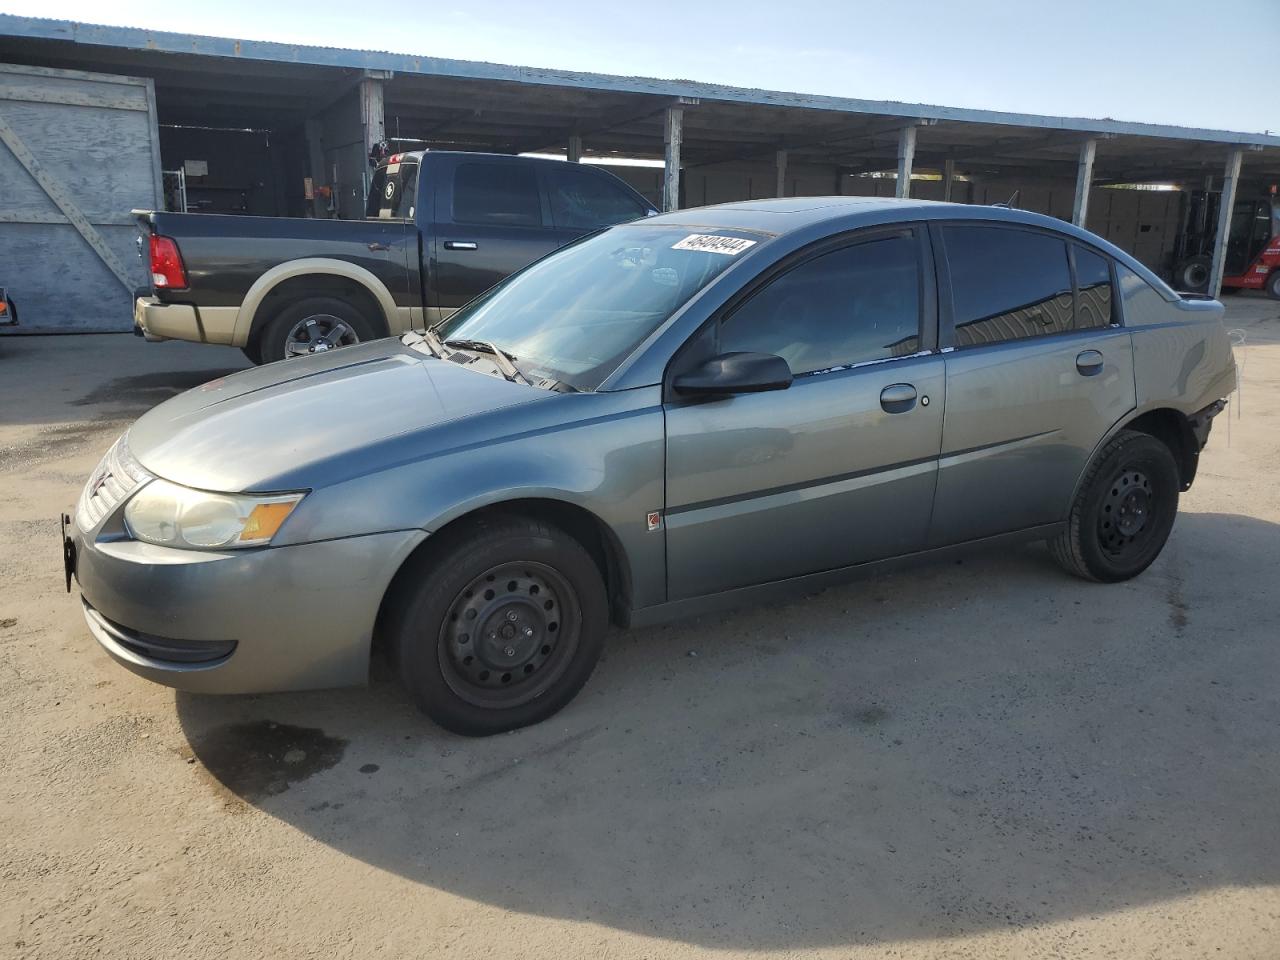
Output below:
[150,234,187,289]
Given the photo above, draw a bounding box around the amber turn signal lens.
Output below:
[238,501,299,543]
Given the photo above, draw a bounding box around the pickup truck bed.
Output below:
[134,151,656,363]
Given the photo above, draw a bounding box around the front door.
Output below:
[663,227,944,601]
[929,223,1137,547]
[430,157,559,314]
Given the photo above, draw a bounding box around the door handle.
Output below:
[1075,349,1104,376]
[880,383,917,413]
[444,241,478,251]
[367,241,389,252]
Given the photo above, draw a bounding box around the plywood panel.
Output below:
[0,63,160,332]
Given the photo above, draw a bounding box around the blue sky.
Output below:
[3,0,1277,133]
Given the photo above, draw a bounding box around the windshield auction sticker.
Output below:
[672,234,758,255]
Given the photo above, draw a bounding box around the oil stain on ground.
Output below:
[190,720,348,801]
[73,369,242,417]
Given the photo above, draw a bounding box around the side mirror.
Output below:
[673,352,793,397]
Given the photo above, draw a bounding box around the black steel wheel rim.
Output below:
[1098,467,1155,558]
[1181,263,1208,289]
[437,561,580,708]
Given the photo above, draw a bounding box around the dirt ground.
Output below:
[1,298,1278,960]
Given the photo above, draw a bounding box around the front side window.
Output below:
[548,165,650,229]
[944,225,1073,346]
[1074,245,1114,329]
[719,232,921,375]
[432,224,766,390]
[452,163,542,227]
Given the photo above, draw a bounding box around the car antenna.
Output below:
[991,189,1021,209]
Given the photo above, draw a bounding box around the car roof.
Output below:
[643,195,1070,235]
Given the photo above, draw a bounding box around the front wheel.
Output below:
[1049,430,1181,583]
[386,515,608,736]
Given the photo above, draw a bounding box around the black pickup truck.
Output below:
[133,151,657,363]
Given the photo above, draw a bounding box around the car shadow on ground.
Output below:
[175,511,1279,951]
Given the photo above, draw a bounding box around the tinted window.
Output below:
[721,233,920,375]
[549,165,649,229]
[365,161,418,219]
[1074,245,1113,329]
[944,226,1073,346]
[453,163,542,227]
[1117,264,1171,326]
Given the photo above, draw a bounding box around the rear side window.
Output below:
[1117,264,1172,326]
[366,161,419,219]
[721,232,921,375]
[1074,245,1113,329]
[453,163,542,227]
[548,165,650,229]
[944,225,1073,346]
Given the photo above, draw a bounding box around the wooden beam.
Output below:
[942,157,956,201]
[687,116,924,169]
[1209,147,1245,298]
[663,106,683,212]
[896,125,917,198]
[567,133,582,162]
[775,149,788,198]
[1072,138,1097,226]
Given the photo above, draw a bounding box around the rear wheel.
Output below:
[1049,430,1180,583]
[1175,255,1211,294]
[1267,270,1280,300]
[385,515,608,736]
[259,296,379,364]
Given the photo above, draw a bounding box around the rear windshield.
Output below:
[431,224,767,391]
[366,160,419,219]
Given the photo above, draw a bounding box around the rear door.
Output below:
[929,222,1135,547]
[663,226,944,600]
[545,163,654,245]
[429,156,559,314]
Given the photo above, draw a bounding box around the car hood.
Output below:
[127,339,548,491]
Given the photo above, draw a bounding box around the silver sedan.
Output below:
[66,198,1236,735]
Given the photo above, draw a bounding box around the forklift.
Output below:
[1173,188,1280,298]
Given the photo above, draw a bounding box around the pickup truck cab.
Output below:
[132,151,657,363]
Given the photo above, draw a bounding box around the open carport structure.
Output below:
[2,13,1280,308]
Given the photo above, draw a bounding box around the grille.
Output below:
[76,434,154,530]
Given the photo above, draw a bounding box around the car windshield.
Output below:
[429,223,767,390]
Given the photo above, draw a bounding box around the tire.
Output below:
[258,296,379,364]
[240,340,264,366]
[385,514,608,736]
[1049,430,1180,583]
[1174,255,1212,294]
[1267,270,1280,301]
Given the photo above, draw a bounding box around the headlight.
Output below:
[124,479,305,549]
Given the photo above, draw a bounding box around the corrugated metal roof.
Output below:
[2,13,1278,149]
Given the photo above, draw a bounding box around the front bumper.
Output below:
[72,517,426,694]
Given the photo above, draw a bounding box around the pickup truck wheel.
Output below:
[1049,430,1180,583]
[386,515,607,736]
[260,296,378,363]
